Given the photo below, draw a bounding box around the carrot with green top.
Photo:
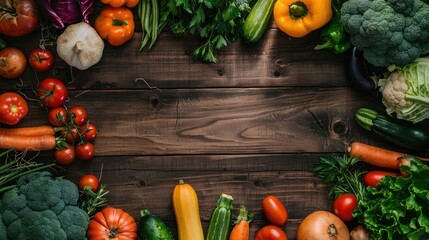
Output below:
[229,205,253,240]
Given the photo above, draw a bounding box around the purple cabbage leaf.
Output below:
[39,0,94,29]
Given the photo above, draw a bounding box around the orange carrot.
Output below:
[0,134,57,151]
[348,142,409,169]
[229,205,253,240]
[0,125,56,136]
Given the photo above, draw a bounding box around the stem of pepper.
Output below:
[289,2,308,19]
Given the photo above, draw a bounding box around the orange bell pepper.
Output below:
[274,0,332,38]
[95,6,135,46]
[100,0,140,8]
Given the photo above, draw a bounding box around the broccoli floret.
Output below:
[341,0,429,67]
[0,171,89,240]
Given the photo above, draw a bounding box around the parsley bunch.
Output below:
[161,0,252,62]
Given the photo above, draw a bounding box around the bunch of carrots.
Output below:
[0,125,59,151]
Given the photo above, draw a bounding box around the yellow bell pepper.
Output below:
[274,0,332,38]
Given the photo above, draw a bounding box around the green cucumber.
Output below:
[139,209,174,240]
[206,193,233,240]
[355,108,429,151]
[243,0,276,43]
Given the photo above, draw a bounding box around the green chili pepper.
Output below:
[314,0,350,54]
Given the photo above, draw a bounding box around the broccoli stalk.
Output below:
[379,58,429,123]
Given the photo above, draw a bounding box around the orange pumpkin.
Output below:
[86,207,138,240]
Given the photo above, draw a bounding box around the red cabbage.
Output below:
[39,0,94,29]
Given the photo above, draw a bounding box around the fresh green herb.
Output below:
[354,157,429,239]
[312,154,366,200]
[162,0,252,62]
[79,184,109,217]
[0,149,55,194]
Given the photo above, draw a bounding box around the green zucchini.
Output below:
[205,193,233,240]
[355,108,429,151]
[243,0,275,43]
[139,209,174,240]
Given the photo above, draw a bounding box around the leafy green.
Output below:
[354,158,429,239]
[312,155,366,200]
[162,0,252,62]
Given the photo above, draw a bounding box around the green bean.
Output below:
[149,0,159,49]
[138,0,146,51]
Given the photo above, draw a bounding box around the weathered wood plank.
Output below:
[0,29,350,90]
[17,87,389,157]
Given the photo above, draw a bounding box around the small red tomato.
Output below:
[76,142,95,160]
[0,92,28,125]
[48,106,68,127]
[55,144,76,165]
[332,193,358,222]
[0,47,27,79]
[79,174,100,192]
[364,171,399,188]
[61,127,80,143]
[69,106,88,126]
[80,123,97,142]
[28,48,54,72]
[254,225,288,240]
[262,195,288,227]
[37,78,68,107]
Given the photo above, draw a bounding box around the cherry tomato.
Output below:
[332,193,358,222]
[0,47,27,79]
[76,142,95,160]
[54,144,76,165]
[0,0,39,37]
[0,92,28,125]
[80,123,97,142]
[48,106,68,127]
[37,78,68,107]
[28,48,54,72]
[262,195,288,227]
[79,174,100,192]
[254,225,288,240]
[364,171,399,188]
[69,106,88,126]
[61,127,79,143]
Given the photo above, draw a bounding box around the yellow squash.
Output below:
[172,180,204,240]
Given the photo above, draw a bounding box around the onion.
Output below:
[297,210,350,240]
[350,225,370,240]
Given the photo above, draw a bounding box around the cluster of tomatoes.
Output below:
[37,77,98,165]
[255,195,289,239]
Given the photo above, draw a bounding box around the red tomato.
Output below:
[0,0,39,37]
[364,171,399,188]
[54,144,76,165]
[69,106,87,126]
[262,195,288,227]
[61,127,79,143]
[254,225,288,240]
[37,78,68,107]
[76,142,95,160]
[28,48,54,72]
[48,106,68,127]
[0,92,28,125]
[80,123,97,142]
[79,174,100,192]
[332,193,358,222]
[87,207,137,239]
[0,47,27,79]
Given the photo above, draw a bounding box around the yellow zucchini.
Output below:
[172,179,204,240]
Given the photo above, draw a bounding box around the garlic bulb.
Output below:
[57,22,104,70]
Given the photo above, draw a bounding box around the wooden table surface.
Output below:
[0,3,399,239]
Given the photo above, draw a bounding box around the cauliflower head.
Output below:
[0,171,90,240]
[379,58,429,123]
[341,0,429,67]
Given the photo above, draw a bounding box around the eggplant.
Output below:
[346,47,378,92]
